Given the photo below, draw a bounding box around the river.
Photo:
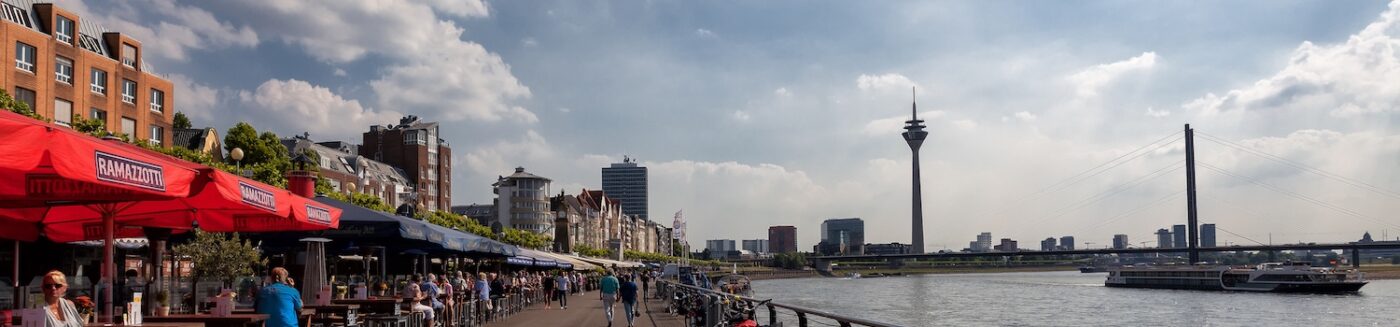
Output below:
[750,271,1400,326]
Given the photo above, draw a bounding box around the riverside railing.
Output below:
[658,280,904,327]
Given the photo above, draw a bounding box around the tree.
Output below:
[173,112,192,129]
[0,89,42,121]
[223,122,289,167]
[70,114,107,137]
[173,230,266,288]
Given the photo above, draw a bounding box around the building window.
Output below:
[120,117,135,136]
[150,89,164,113]
[12,87,34,114]
[54,99,72,127]
[55,16,74,44]
[90,108,106,121]
[149,125,163,145]
[121,44,137,68]
[122,80,136,104]
[2,3,31,27]
[90,69,107,94]
[14,42,34,72]
[55,56,73,84]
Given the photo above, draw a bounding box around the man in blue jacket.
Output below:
[255,267,302,327]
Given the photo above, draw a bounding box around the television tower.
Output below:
[902,88,928,254]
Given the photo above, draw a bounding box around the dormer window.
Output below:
[55,16,74,44]
[121,44,137,68]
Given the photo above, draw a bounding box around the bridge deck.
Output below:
[487,290,685,327]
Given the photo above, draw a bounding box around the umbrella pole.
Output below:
[11,240,18,308]
[102,213,115,323]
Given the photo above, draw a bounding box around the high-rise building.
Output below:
[491,167,553,234]
[1200,224,1217,248]
[994,238,1019,252]
[1172,224,1187,248]
[1156,229,1172,248]
[706,239,736,258]
[820,218,865,255]
[601,156,648,220]
[1112,234,1129,249]
[741,239,768,254]
[360,115,452,211]
[1,2,174,145]
[768,226,797,253]
[1059,236,1076,250]
[975,232,993,252]
[1040,238,1057,251]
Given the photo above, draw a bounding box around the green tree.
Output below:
[172,230,266,288]
[70,114,107,137]
[173,112,192,129]
[223,122,289,167]
[0,89,41,121]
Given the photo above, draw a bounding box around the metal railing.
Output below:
[659,280,904,327]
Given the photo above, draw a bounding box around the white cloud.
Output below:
[166,74,220,124]
[1014,111,1037,121]
[1067,52,1157,98]
[424,0,489,18]
[774,87,792,97]
[64,0,258,61]
[953,119,978,130]
[559,107,572,113]
[1183,1,1400,122]
[237,79,401,141]
[461,130,554,179]
[695,28,716,38]
[1146,107,1170,118]
[522,37,539,47]
[857,73,919,92]
[731,110,752,122]
[863,111,946,136]
[332,68,347,77]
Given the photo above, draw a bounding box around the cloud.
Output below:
[65,0,258,61]
[237,79,402,141]
[166,74,220,124]
[461,130,554,179]
[522,37,539,47]
[857,73,919,92]
[424,0,489,18]
[1146,107,1170,118]
[559,107,572,113]
[1182,2,1400,121]
[1067,52,1157,98]
[953,119,978,130]
[774,87,792,97]
[731,110,752,122]
[863,111,946,136]
[332,68,347,77]
[1014,111,1037,121]
[695,28,716,38]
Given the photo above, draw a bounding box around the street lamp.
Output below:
[230,147,244,169]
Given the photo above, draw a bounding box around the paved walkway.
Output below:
[487,290,685,327]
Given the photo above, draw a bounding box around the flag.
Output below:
[672,210,685,241]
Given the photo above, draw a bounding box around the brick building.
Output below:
[360,115,451,212]
[2,1,173,144]
[768,226,797,253]
[284,135,414,209]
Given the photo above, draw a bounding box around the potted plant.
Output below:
[172,230,265,313]
[73,295,95,323]
[153,290,170,316]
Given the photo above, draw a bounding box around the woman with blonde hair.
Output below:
[40,270,84,327]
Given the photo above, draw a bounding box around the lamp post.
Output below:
[230,147,245,176]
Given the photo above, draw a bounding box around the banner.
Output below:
[671,210,685,241]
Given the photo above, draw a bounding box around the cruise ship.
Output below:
[1105,262,1367,293]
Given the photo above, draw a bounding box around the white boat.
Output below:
[1105,262,1367,293]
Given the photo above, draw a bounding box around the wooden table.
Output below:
[83,323,206,327]
[143,314,269,327]
[305,304,359,327]
[330,299,402,316]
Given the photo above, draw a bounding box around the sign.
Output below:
[306,205,333,225]
[26,174,138,198]
[95,151,166,192]
[239,181,277,212]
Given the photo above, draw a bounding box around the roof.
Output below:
[505,167,550,181]
[2,0,159,74]
[171,128,211,149]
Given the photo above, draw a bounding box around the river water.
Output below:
[750,271,1400,326]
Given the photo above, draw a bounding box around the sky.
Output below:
[63,0,1400,251]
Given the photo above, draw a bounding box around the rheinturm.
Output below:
[902,88,928,254]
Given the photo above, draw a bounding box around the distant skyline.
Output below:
[74,0,1400,250]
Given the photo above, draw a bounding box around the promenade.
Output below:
[488,290,685,327]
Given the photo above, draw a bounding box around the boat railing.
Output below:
[659,280,905,327]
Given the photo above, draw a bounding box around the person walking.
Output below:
[541,271,554,309]
[619,276,639,327]
[599,271,620,327]
[554,271,570,309]
[639,271,651,301]
[254,267,303,327]
[39,270,83,327]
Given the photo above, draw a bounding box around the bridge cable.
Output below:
[1212,225,1267,246]
[1198,194,1320,243]
[1016,160,1184,235]
[1196,132,1400,200]
[1197,161,1400,230]
[972,131,1184,222]
[1068,189,1185,236]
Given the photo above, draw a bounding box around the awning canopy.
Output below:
[572,255,646,269]
[535,251,597,271]
[251,197,516,257]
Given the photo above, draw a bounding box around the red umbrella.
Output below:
[0,110,341,321]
